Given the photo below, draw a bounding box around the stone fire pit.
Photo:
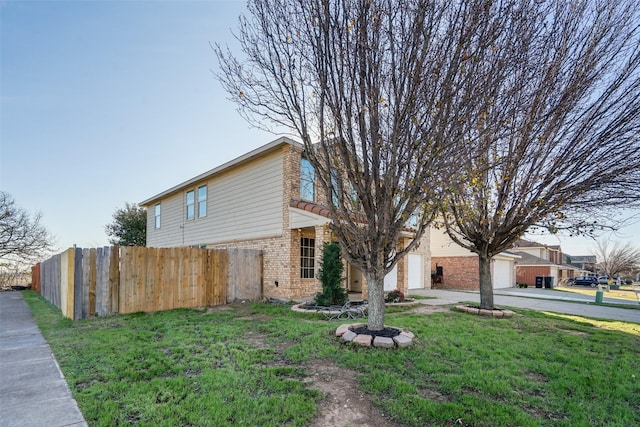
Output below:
[335,323,414,348]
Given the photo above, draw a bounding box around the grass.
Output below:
[555,285,639,302]
[24,291,640,427]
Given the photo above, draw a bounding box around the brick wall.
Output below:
[431,256,479,289]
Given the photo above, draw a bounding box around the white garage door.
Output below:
[408,254,424,289]
[493,259,513,289]
[384,264,398,291]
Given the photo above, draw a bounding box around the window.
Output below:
[197,185,207,218]
[300,237,315,278]
[186,190,195,220]
[186,185,207,220]
[406,211,419,230]
[349,183,361,210]
[300,158,315,201]
[154,204,161,229]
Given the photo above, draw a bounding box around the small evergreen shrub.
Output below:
[314,242,348,307]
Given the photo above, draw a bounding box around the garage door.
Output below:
[408,254,424,289]
[493,259,513,289]
[384,264,398,291]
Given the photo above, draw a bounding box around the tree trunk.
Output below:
[365,273,385,331]
[478,254,494,310]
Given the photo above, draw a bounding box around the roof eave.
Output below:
[141,136,302,206]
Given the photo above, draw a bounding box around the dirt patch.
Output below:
[417,386,450,403]
[405,304,453,315]
[306,360,402,427]
[526,371,549,383]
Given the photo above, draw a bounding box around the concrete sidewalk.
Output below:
[410,287,640,323]
[0,291,87,427]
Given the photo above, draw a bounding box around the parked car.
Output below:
[598,276,623,285]
[572,276,598,287]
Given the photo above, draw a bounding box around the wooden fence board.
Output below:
[89,248,97,316]
[47,254,61,309]
[109,247,119,315]
[31,263,41,293]
[73,248,83,320]
[81,249,90,318]
[95,247,110,316]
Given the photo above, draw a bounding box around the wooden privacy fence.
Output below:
[34,246,263,320]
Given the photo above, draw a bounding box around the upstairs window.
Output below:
[300,237,315,278]
[300,158,315,201]
[197,185,207,218]
[154,204,161,229]
[186,190,195,220]
[186,185,207,220]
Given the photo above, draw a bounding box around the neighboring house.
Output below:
[512,252,562,286]
[564,254,597,275]
[511,239,577,286]
[430,227,520,290]
[141,136,431,300]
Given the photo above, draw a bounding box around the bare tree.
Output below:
[0,191,54,264]
[215,0,514,330]
[593,239,640,280]
[439,0,640,309]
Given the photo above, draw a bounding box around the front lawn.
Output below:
[555,285,640,302]
[24,291,640,427]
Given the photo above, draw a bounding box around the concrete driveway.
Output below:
[410,287,640,323]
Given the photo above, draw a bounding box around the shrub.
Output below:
[314,242,348,307]
[385,289,405,303]
[517,283,529,288]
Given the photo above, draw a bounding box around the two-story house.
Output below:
[141,137,431,300]
[511,239,578,286]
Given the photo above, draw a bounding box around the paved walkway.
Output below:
[0,291,87,427]
[410,287,640,323]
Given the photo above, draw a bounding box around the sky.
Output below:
[1,0,638,258]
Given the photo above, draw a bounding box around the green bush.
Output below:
[314,242,347,307]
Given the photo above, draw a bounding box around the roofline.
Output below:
[140,136,303,206]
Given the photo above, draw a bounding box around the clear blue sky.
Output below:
[1,0,638,257]
[1,0,274,250]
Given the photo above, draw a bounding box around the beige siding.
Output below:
[147,150,284,247]
[515,247,546,259]
[147,192,186,247]
[430,227,475,257]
